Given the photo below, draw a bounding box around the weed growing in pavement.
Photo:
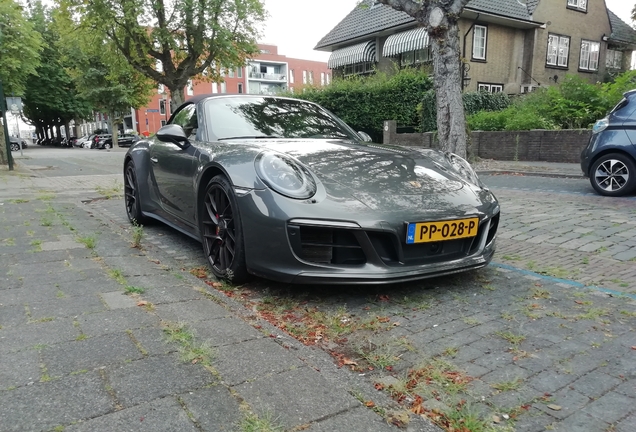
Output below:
[95,181,123,199]
[501,311,514,321]
[39,363,52,382]
[530,287,550,299]
[354,339,402,370]
[463,317,481,326]
[596,246,608,254]
[239,412,284,432]
[56,290,65,298]
[619,310,636,318]
[393,293,432,311]
[125,286,145,295]
[75,334,88,341]
[9,198,29,204]
[442,347,459,358]
[495,331,526,345]
[40,217,53,227]
[30,239,42,252]
[108,269,127,285]
[577,308,609,320]
[526,260,536,270]
[482,283,496,291]
[491,379,523,392]
[131,220,144,248]
[36,193,55,201]
[3,237,15,246]
[581,256,589,265]
[77,235,96,249]
[502,254,521,261]
[162,321,214,366]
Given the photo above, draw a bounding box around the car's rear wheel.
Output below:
[124,162,148,224]
[104,143,111,150]
[10,143,19,151]
[590,153,636,197]
[201,175,248,283]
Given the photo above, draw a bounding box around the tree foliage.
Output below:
[65,0,266,107]
[0,0,42,96]
[375,0,471,158]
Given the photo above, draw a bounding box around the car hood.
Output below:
[256,139,466,197]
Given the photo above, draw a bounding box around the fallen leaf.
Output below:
[378,295,390,302]
[493,415,501,423]
[150,259,160,264]
[575,300,584,304]
[365,401,375,408]
[392,322,401,326]
[137,300,148,306]
[377,316,390,323]
[385,366,393,371]
[343,358,358,366]
[547,404,562,411]
[211,282,223,288]
[374,382,384,390]
[191,358,199,364]
[632,346,636,350]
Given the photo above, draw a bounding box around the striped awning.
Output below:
[328,41,376,69]
[383,27,430,57]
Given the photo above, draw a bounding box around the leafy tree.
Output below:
[53,5,154,146]
[22,1,93,141]
[65,0,266,108]
[375,0,470,158]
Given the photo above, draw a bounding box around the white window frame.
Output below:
[309,71,314,85]
[186,80,194,96]
[567,0,587,11]
[547,34,570,68]
[302,70,307,84]
[212,82,218,93]
[289,69,294,84]
[472,25,487,60]
[579,40,600,71]
[606,49,623,69]
[159,99,166,115]
[321,72,325,86]
[237,67,243,78]
[220,82,227,93]
[477,83,503,93]
[326,74,331,85]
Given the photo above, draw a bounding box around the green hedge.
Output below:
[420,90,511,132]
[281,68,433,141]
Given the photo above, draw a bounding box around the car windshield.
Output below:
[203,96,359,141]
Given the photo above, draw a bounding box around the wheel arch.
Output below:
[196,163,230,225]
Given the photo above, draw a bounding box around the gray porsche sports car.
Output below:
[123,95,499,284]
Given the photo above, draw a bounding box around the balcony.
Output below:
[249,72,287,81]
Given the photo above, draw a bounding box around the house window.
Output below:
[237,68,243,78]
[289,69,294,83]
[606,49,623,69]
[309,71,314,85]
[321,72,325,86]
[228,69,234,78]
[400,47,432,67]
[343,62,375,77]
[326,74,331,85]
[472,25,487,60]
[160,120,166,127]
[579,40,600,71]
[477,83,504,93]
[221,82,227,93]
[567,0,587,12]
[160,100,166,115]
[237,83,243,94]
[546,34,570,68]
[158,83,165,94]
[186,80,194,96]
[212,82,218,93]
[302,70,307,84]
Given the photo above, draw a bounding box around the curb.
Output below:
[477,169,585,179]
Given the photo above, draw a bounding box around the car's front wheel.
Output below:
[201,175,248,283]
[590,153,636,197]
[10,143,19,151]
[104,143,111,150]
[124,161,148,224]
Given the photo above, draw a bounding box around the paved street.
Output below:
[0,149,635,431]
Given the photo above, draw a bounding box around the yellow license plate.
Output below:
[406,218,479,244]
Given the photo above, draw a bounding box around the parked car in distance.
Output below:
[9,136,28,151]
[123,95,500,285]
[102,133,140,148]
[74,135,90,148]
[94,134,113,150]
[581,89,636,197]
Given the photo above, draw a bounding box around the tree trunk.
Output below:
[429,17,467,158]
[64,122,71,142]
[109,112,118,148]
[170,87,185,109]
[74,119,82,138]
[0,115,9,165]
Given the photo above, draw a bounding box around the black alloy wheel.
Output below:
[201,175,247,282]
[590,153,636,197]
[124,162,147,224]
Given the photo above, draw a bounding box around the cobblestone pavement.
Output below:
[2,162,636,431]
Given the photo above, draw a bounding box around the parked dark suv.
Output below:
[581,90,636,197]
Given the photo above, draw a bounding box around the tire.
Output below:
[589,153,636,197]
[104,143,111,150]
[124,161,148,225]
[200,175,248,283]
[10,143,19,151]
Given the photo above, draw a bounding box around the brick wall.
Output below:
[382,120,591,163]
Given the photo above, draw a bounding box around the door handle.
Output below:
[150,157,158,163]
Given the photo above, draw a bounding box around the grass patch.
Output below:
[95,181,123,199]
[354,340,402,370]
[30,239,42,251]
[491,378,523,392]
[36,193,56,201]
[108,269,127,285]
[502,254,521,261]
[163,321,214,366]
[77,235,96,249]
[3,237,15,246]
[131,220,144,248]
[442,347,459,358]
[495,331,526,345]
[239,412,284,432]
[577,308,609,320]
[9,198,29,204]
[463,317,481,326]
[75,334,88,341]
[125,286,145,295]
[530,287,550,299]
[40,217,53,227]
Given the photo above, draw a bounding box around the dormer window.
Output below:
[567,0,587,12]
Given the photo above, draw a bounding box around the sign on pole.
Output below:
[6,97,22,115]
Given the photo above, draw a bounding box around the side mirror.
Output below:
[357,131,372,142]
[156,124,190,148]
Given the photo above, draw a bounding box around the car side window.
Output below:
[170,103,198,139]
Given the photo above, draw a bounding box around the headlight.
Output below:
[255,152,317,199]
[592,117,609,135]
[447,153,482,187]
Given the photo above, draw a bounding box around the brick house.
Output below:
[132,44,331,135]
[314,0,636,94]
